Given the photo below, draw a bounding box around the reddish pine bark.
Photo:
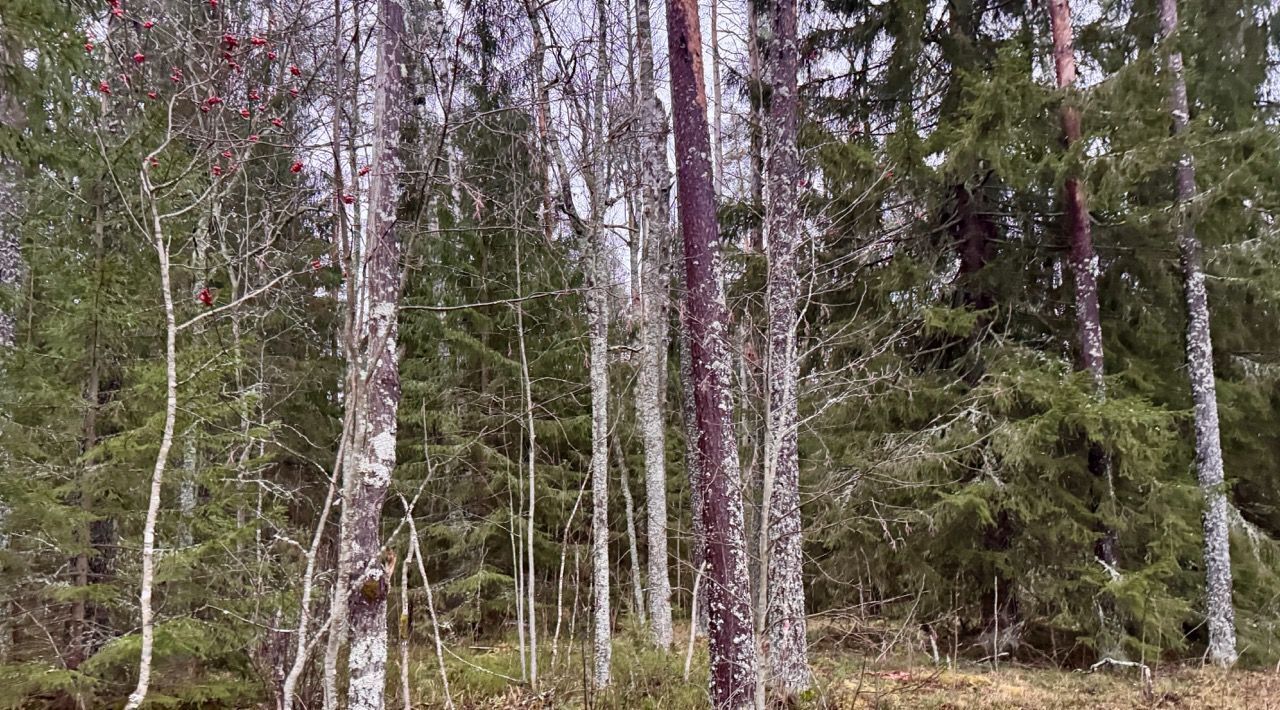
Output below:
[665,0,759,705]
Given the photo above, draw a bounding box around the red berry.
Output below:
[84,42,94,53]
[290,161,303,173]
[206,95,222,105]
[358,165,370,176]
[239,108,250,118]
[143,20,154,29]
[248,90,260,101]
[221,150,233,158]
[149,157,159,167]
[98,80,111,94]
[267,51,277,60]
[111,7,124,17]
[288,64,300,76]
[248,134,259,142]
[271,117,283,127]
[211,165,223,176]
[223,34,238,48]
[250,36,267,46]
[132,52,145,64]
[311,258,323,271]
[147,91,158,100]
[289,87,299,97]
[341,194,355,204]
[198,287,214,305]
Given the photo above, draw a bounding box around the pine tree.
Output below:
[665,0,759,703]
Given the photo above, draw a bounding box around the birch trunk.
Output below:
[760,0,809,696]
[1047,0,1122,655]
[345,0,407,705]
[124,168,182,710]
[1158,0,1238,667]
[617,437,648,620]
[0,36,21,348]
[634,0,674,649]
[587,238,612,688]
[665,0,760,703]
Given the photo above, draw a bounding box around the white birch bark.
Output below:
[634,0,674,648]
[1158,0,1238,667]
[345,0,408,704]
[124,163,182,710]
[616,437,647,620]
[587,238,612,688]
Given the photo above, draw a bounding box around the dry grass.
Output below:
[816,664,1280,709]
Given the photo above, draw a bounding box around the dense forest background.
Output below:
[3,0,1280,707]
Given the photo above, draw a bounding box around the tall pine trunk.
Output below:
[760,0,809,696]
[345,0,407,704]
[1158,0,1237,667]
[665,0,759,704]
[634,0,674,649]
[1047,0,1121,655]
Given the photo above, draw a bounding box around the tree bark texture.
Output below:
[1048,0,1122,652]
[761,0,810,696]
[1158,0,1238,667]
[346,0,407,705]
[635,0,674,649]
[665,0,760,704]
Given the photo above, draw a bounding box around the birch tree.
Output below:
[1158,0,1238,667]
[760,0,809,696]
[344,0,408,705]
[664,0,759,703]
[634,0,674,649]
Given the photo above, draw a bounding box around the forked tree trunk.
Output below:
[665,0,760,704]
[760,0,809,697]
[1157,0,1237,667]
[345,0,407,705]
[634,0,674,649]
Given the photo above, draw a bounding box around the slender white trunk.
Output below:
[405,509,454,708]
[124,173,181,710]
[515,240,539,689]
[616,437,647,621]
[1158,0,1237,667]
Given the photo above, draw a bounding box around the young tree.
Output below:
[345,0,408,706]
[1158,0,1237,667]
[665,0,759,704]
[760,0,809,696]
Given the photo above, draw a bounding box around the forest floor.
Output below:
[403,627,1280,709]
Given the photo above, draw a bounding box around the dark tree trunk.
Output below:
[760,0,809,697]
[664,0,759,705]
[1158,0,1237,667]
[346,0,407,705]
